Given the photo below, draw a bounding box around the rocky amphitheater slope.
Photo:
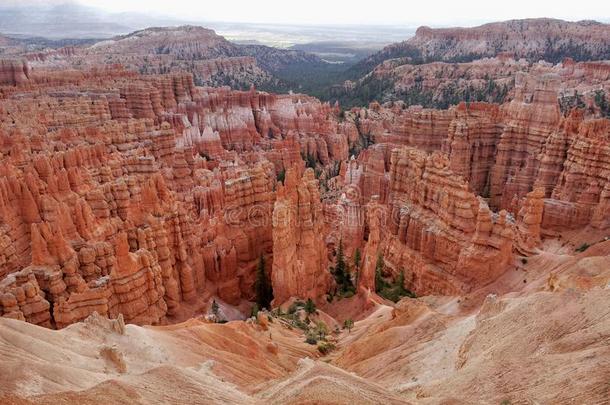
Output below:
[0,21,609,403]
[0,312,409,404]
[332,239,610,404]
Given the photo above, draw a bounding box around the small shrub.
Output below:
[317,342,336,355]
[304,298,317,314]
[341,290,355,299]
[211,300,219,317]
[377,269,416,303]
[575,243,590,253]
[305,333,318,345]
[292,319,309,331]
[276,169,286,184]
[315,321,328,340]
[343,318,354,333]
[521,258,528,265]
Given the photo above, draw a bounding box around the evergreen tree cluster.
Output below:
[374,253,416,303]
[559,90,586,115]
[304,298,316,314]
[303,152,317,169]
[331,240,356,297]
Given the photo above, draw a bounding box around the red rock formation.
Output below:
[198,126,226,158]
[376,147,515,295]
[341,147,389,208]
[0,59,30,86]
[546,118,610,227]
[271,168,330,304]
[401,19,610,62]
[0,47,608,331]
[515,188,545,255]
[488,73,562,209]
[387,106,455,152]
[442,102,503,195]
[0,66,316,328]
[359,196,385,291]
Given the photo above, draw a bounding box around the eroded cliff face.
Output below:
[0,61,349,327]
[329,69,609,296]
[381,147,515,294]
[271,168,331,304]
[409,19,610,62]
[346,53,610,111]
[0,54,608,328]
[0,59,30,86]
[347,72,609,226]
[14,25,326,92]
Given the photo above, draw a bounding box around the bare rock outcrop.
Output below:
[271,168,330,304]
[0,59,30,86]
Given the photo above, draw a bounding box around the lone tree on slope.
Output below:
[255,254,273,310]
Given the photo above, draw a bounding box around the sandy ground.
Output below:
[331,240,610,404]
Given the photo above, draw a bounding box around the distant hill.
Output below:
[88,25,327,75]
[348,18,610,79]
[333,18,610,108]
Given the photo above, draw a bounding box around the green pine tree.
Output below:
[397,269,405,289]
[343,318,354,333]
[211,299,220,319]
[304,298,316,314]
[251,303,259,318]
[255,254,273,310]
[333,239,354,294]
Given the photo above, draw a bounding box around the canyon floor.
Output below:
[2,236,608,405]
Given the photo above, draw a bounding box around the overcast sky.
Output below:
[83,0,610,25]
[14,0,610,26]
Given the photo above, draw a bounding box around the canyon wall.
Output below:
[271,168,331,304]
[333,69,609,296]
[0,54,608,326]
[0,61,348,327]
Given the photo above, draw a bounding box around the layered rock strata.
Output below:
[0,62,349,327]
[271,168,331,304]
